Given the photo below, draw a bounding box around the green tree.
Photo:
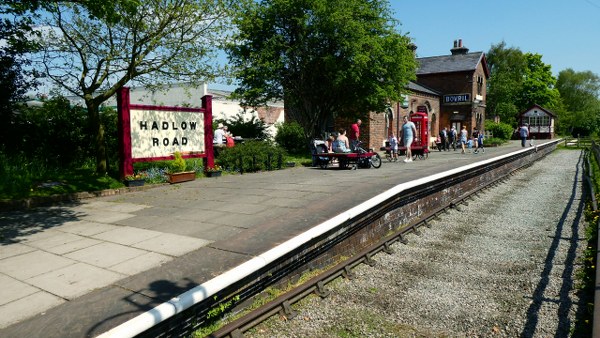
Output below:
[227,0,417,139]
[556,68,600,136]
[518,53,561,111]
[27,0,237,174]
[485,41,526,126]
[486,42,561,127]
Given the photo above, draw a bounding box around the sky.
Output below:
[389,0,600,77]
[211,0,600,91]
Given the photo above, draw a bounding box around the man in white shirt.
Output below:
[214,123,226,147]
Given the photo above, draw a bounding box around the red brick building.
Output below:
[362,40,489,151]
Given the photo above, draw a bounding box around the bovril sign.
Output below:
[443,93,471,104]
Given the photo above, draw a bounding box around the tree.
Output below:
[518,53,561,111]
[28,0,237,174]
[556,68,600,136]
[227,0,417,139]
[486,42,561,127]
[485,41,526,126]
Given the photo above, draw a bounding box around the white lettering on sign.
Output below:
[443,94,471,104]
[130,109,204,159]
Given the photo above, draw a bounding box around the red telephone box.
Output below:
[399,111,429,159]
[410,111,428,148]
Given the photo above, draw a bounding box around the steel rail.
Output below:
[207,171,528,338]
[128,141,557,338]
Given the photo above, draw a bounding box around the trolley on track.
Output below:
[313,141,382,169]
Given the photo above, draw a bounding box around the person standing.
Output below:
[519,124,529,147]
[449,126,457,151]
[472,128,479,152]
[401,116,417,162]
[349,119,362,151]
[474,129,485,154]
[388,132,399,161]
[440,127,448,151]
[460,125,468,154]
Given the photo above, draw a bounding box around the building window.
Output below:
[476,76,483,95]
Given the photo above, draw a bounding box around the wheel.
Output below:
[370,153,382,168]
[319,160,328,169]
[339,157,348,169]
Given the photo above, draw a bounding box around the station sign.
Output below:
[443,93,471,104]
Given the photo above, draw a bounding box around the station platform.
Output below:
[0,141,540,337]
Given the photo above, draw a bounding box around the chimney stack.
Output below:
[451,38,469,55]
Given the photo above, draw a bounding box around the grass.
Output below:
[0,153,310,201]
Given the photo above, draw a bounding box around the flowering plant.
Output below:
[205,165,222,173]
[125,172,148,180]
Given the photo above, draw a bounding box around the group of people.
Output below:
[386,116,418,163]
[324,119,363,154]
[324,117,418,164]
[213,123,235,155]
[436,125,485,154]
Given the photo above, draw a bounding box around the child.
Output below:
[388,133,399,162]
[474,131,485,153]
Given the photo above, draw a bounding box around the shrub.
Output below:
[169,151,187,173]
[274,121,308,155]
[214,113,269,140]
[485,121,514,140]
[218,140,286,173]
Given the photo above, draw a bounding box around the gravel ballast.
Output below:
[247,149,589,337]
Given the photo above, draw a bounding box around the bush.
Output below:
[274,121,308,155]
[169,151,187,173]
[218,140,286,173]
[485,121,514,140]
[484,137,506,146]
[214,113,269,140]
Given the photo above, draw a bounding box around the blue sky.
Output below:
[212,0,600,91]
[390,0,600,77]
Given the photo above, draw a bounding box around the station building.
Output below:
[362,39,490,150]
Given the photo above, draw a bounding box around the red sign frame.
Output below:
[116,86,214,178]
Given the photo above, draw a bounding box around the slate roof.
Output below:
[519,104,557,117]
[416,52,488,77]
[407,81,441,96]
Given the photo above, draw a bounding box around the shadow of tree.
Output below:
[521,152,585,337]
[86,278,199,337]
[0,201,83,245]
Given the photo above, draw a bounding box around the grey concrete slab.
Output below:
[57,220,122,236]
[26,262,125,299]
[131,233,211,256]
[0,274,40,306]
[25,232,85,251]
[0,291,64,329]
[64,242,147,268]
[77,201,150,213]
[44,237,103,255]
[90,226,162,245]
[107,252,172,275]
[0,250,76,280]
[79,211,136,224]
[0,243,36,260]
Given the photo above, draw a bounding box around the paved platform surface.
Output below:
[0,141,535,337]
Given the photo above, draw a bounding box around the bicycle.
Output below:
[355,141,382,169]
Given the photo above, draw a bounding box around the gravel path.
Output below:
[247,149,589,337]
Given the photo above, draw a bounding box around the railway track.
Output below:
[210,149,585,337]
[127,141,559,338]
